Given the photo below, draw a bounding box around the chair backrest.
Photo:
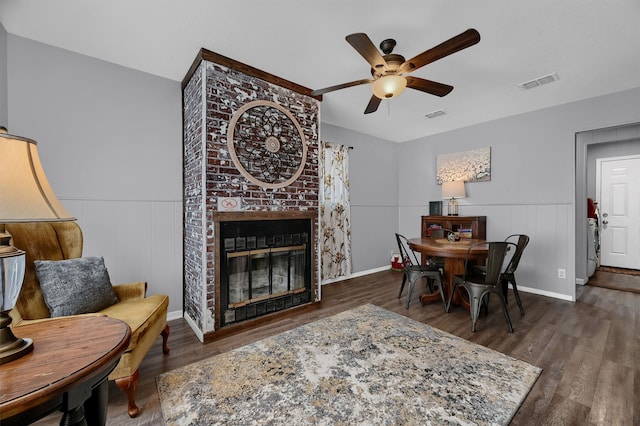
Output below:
[504,234,529,274]
[2,222,83,320]
[395,233,422,270]
[465,241,512,284]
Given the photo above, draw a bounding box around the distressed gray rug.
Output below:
[157,304,540,425]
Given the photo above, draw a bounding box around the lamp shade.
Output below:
[0,128,75,364]
[372,75,407,99]
[442,181,466,199]
[0,130,75,222]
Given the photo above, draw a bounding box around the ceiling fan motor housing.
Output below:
[371,54,406,78]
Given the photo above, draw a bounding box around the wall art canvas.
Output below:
[436,146,491,184]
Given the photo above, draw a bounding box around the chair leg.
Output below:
[437,276,447,312]
[501,277,509,304]
[162,324,170,354]
[468,290,484,333]
[482,293,490,315]
[510,277,525,316]
[445,281,459,313]
[115,369,140,418]
[426,277,435,293]
[406,278,416,309]
[398,273,407,299]
[496,291,514,333]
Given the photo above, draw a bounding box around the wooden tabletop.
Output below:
[408,237,489,259]
[0,316,131,420]
[408,237,489,309]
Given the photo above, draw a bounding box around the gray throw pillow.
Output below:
[35,256,119,317]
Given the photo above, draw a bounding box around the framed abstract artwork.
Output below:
[436,147,491,184]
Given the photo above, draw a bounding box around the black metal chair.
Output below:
[470,234,530,316]
[501,234,530,316]
[446,241,515,332]
[395,233,445,310]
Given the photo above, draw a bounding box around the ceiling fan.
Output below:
[311,29,480,114]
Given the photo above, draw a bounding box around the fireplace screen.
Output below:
[220,219,312,326]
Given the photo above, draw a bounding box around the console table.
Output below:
[0,316,131,426]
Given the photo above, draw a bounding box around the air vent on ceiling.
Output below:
[425,109,446,119]
[518,72,559,90]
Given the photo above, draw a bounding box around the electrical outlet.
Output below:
[558,268,566,279]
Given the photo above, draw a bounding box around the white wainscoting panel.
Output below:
[399,203,575,301]
[60,198,184,314]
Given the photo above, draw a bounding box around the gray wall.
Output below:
[5,32,640,308]
[321,123,399,273]
[0,22,7,127]
[398,88,640,300]
[5,35,184,315]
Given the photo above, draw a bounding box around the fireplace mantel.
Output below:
[213,210,318,223]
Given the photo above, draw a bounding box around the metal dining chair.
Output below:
[395,233,445,310]
[470,234,530,316]
[446,241,515,332]
[501,234,530,316]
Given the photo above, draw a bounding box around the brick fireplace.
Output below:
[182,49,321,341]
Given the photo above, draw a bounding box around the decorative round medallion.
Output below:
[265,136,280,153]
[227,100,307,189]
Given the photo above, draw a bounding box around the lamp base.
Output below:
[0,312,34,364]
[0,335,33,365]
[447,198,459,216]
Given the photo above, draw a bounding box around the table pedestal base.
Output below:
[420,258,470,311]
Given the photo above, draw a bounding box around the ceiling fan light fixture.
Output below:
[372,75,407,99]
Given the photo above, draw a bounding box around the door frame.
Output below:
[575,122,640,285]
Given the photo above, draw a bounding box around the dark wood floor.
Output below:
[34,269,639,425]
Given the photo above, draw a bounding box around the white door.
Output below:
[597,155,640,269]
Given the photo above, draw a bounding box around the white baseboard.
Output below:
[321,265,391,286]
[167,310,183,321]
[575,278,588,285]
[183,312,204,342]
[514,284,575,302]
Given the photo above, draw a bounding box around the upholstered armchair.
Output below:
[3,222,170,418]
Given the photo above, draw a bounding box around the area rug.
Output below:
[157,304,541,425]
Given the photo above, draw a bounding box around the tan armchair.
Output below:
[3,222,170,418]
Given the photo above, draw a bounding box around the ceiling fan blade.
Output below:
[400,28,480,74]
[405,76,454,97]
[346,33,387,69]
[364,95,382,114]
[311,78,373,96]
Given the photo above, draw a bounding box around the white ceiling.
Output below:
[1,0,639,142]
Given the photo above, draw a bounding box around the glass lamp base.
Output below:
[447,198,459,216]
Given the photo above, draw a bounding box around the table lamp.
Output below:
[0,128,75,364]
[442,180,465,216]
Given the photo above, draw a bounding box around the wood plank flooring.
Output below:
[33,269,639,425]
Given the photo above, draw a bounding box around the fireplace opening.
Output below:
[219,219,312,326]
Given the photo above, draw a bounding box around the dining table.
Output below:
[408,237,489,310]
